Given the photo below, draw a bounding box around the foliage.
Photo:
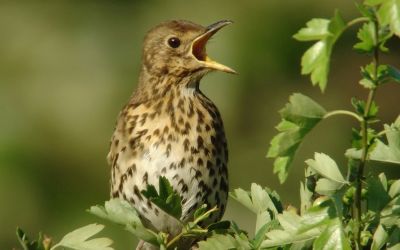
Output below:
[16,0,400,249]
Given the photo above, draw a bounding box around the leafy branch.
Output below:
[15,0,400,249]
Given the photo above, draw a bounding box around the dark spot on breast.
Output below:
[197,136,204,149]
[220,178,228,192]
[178,158,186,168]
[183,138,190,152]
[163,126,169,134]
[134,185,143,201]
[143,172,148,184]
[147,200,153,209]
[112,153,119,168]
[169,163,177,170]
[139,113,148,126]
[197,158,204,166]
[178,116,184,125]
[206,160,213,170]
[181,184,188,193]
[112,191,119,198]
[165,144,172,157]
[196,124,202,132]
[213,178,218,187]
[127,164,136,176]
[195,170,202,179]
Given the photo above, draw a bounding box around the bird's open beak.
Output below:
[191,20,236,74]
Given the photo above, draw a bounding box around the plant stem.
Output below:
[324,110,363,122]
[353,17,379,247]
[346,17,369,28]
[166,206,218,249]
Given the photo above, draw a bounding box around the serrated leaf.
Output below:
[88,199,158,244]
[261,210,321,248]
[354,22,377,53]
[141,176,182,219]
[230,184,281,233]
[378,0,400,38]
[305,153,347,184]
[346,120,400,164]
[267,94,326,183]
[371,224,389,250]
[53,224,113,250]
[312,218,351,250]
[197,234,251,250]
[293,19,330,41]
[295,10,346,91]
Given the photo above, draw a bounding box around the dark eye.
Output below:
[167,37,181,48]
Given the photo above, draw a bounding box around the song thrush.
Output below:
[107,20,235,249]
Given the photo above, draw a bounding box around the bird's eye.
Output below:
[167,37,181,48]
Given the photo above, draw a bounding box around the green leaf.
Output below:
[142,176,182,219]
[315,178,344,196]
[88,199,159,244]
[16,228,46,250]
[389,179,400,198]
[366,175,391,213]
[387,227,400,248]
[267,93,326,183]
[230,184,281,233]
[378,0,400,38]
[293,19,330,41]
[346,119,400,164]
[197,234,251,250]
[305,153,347,185]
[300,181,313,214]
[354,22,377,53]
[371,224,389,250]
[379,65,400,84]
[295,10,346,91]
[298,201,336,233]
[52,224,113,250]
[251,220,279,249]
[261,210,320,248]
[312,218,351,250]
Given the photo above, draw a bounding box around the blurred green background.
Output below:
[1,1,399,249]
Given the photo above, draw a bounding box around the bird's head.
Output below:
[141,20,235,82]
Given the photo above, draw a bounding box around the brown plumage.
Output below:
[107,20,235,249]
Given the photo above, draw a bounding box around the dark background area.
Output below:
[1,1,399,249]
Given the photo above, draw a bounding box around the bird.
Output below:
[107,20,235,249]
